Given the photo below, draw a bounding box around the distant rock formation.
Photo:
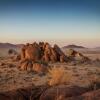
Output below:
[62,44,86,49]
[67,49,90,63]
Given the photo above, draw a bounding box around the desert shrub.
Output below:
[8,49,17,55]
[47,66,71,86]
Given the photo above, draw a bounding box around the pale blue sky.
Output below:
[0,0,100,47]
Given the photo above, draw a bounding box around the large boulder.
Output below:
[19,59,47,73]
[22,43,41,61]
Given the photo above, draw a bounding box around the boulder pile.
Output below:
[18,42,90,72]
[19,42,68,72]
[67,49,90,63]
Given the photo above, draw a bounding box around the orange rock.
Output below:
[19,42,69,72]
[33,63,47,73]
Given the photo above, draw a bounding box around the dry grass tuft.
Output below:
[47,66,71,86]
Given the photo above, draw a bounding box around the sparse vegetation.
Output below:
[8,49,17,55]
[0,42,100,99]
[47,66,71,86]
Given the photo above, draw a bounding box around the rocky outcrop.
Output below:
[20,42,67,63]
[18,42,90,72]
[67,49,90,63]
[19,42,67,72]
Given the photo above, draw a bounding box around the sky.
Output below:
[0,0,100,47]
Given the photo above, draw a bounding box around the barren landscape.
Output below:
[0,42,100,100]
[0,0,100,99]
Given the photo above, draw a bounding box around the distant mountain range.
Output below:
[0,43,86,49]
[0,43,23,49]
[62,44,86,49]
[0,43,100,50]
[94,47,100,49]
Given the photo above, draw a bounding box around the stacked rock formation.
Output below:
[19,42,68,72]
[67,49,90,62]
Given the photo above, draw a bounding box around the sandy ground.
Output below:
[0,52,100,92]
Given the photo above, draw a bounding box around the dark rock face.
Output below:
[0,85,100,100]
[30,85,49,100]
[0,86,32,100]
[40,85,88,100]
[0,85,48,100]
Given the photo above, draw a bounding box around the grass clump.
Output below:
[47,66,71,86]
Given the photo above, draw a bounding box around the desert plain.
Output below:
[0,43,100,100]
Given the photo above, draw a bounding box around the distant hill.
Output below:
[94,47,100,49]
[0,43,23,49]
[62,44,86,49]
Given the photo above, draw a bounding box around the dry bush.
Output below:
[47,66,71,86]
